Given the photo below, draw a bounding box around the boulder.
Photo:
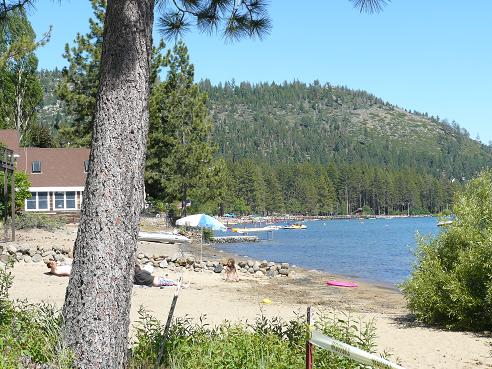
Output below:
[238,260,246,268]
[27,248,38,257]
[254,270,264,278]
[0,254,10,264]
[23,255,32,263]
[281,263,289,269]
[279,268,289,276]
[259,260,268,268]
[54,254,65,262]
[6,244,17,254]
[267,269,278,278]
[267,261,276,268]
[17,244,31,254]
[159,260,168,269]
[247,260,254,267]
[32,254,43,263]
[213,264,223,273]
[248,267,254,274]
[42,250,55,258]
[176,257,187,267]
[137,253,145,259]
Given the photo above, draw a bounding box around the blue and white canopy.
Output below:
[176,214,226,231]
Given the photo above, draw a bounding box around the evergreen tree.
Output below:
[145,41,220,216]
[0,8,43,143]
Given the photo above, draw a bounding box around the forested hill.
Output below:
[199,80,492,179]
[37,71,492,181]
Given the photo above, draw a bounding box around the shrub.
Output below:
[130,308,379,369]
[15,212,66,231]
[0,263,72,368]
[401,170,492,330]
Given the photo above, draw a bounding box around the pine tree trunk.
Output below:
[62,1,154,367]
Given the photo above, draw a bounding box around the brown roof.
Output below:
[0,130,21,155]
[17,147,90,187]
[0,130,90,188]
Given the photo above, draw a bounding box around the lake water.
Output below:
[216,217,439,286]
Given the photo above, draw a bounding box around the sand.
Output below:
[5,225,492,369]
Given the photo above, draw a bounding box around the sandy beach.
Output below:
[5,225,492,369]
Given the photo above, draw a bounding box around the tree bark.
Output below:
[62,1,154,367]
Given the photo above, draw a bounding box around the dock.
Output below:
[212,236,259,243]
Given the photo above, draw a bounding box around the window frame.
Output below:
[31,160,41,173]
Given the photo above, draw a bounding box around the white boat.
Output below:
[437,220,453,227]
[138,231,191,243]
[231,225,279,234]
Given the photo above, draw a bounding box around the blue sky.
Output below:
[29,1,492,143]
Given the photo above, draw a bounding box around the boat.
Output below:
[138,231,191,243]
[437,220,453,227]
[282,223,307,230]
[231,225,279,234]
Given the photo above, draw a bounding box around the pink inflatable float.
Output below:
[326,280,358,288]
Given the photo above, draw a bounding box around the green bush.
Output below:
[0,263,72,368]
[130,308,379,369]
[401,170,492,330]
[15,212,66,231]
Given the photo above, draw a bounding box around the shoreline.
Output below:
[3,225,491,369]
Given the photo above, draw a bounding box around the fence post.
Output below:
[306,306,313,369]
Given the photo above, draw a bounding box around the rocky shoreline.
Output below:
[0,239,291,278]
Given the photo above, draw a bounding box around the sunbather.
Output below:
[46,260,71,276]
[134,264,181,287]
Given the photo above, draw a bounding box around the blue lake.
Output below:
[216,217,440,286]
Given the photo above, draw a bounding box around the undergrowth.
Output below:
[130,307,379,369]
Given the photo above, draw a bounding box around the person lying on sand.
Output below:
[134,264,188,288]
[46,260,72,276]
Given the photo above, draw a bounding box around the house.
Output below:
[0,130,90,213]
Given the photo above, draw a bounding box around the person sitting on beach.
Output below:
[46,260,71,276]
[133,264,181,287]
[224,258,239,282]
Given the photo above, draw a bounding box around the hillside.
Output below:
[37,71,492,180]
[200,80,491,179]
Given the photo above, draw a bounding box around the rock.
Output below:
[159,260,168,268]
[186,257,195,265]
[42,250,55,258]
[38,244,52,252]
[17,244,30,254]
[144,252,153,260]
[281,263,289,269]
[267,269,278,278]
[23,255,32,263]
[247,260,254,267]
[27,248,38,257]
[259,260,268,268]
[238,260,246,268]
[152,261,160,267]
[141,258,149,264]
[176,257,187,267]
[248,267,254,274]
[255,270,264,277]
[213,264,223,273]
[206,261,214,268]
[137,253,145,259]
[6,244,17,254]
[267,261,276,268]
[253,261,260,272]
[0,254,10,264]
[54,254,65,262]
[15,252,23,259]
[32,254,43,263]
[279,268,289,276]
[259,268,267,274]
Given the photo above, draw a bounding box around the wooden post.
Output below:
[306,306,313,369]
[10,159,15,241]
[3,150,8,241]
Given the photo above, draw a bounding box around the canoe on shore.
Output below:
[138,231,191,243]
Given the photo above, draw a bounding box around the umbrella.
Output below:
[175,214,226,266]
[176,214,226,231]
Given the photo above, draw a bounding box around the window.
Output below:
[38,192,48,210]
[25,192,49,210]
[55,192,64,209]
[26,192,37,210]
[32,160,41,173]
[66,192,76,209]
[84,160,90,173]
